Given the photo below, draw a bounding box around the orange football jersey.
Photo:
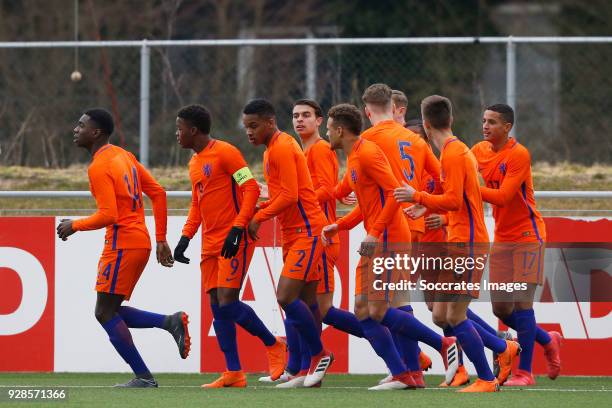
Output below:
[361,120,441,234]
[254,131,327,243]
[181,139,259,255]
[73,144,167,249]
[471,138,546,243]
[336,139,410,243]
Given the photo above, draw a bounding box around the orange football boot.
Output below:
[504,369,536,386]
[201,371,247,388]
[419,351,432,371]
[439,365,469,387]
[457,378,499,393]
[497,340,521,385]
[543,331,562,380]
[266,337,287,381]
[411,371,426,388]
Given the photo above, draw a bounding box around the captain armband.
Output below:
[232,167,254,186]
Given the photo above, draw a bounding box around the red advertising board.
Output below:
[0,217,55,371]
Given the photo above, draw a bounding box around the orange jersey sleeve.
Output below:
[422,141,442,193]
[335,170,353,199]
[413,143,465,212]
[336,204,363,231]
[182,182,202,239]
[258,199,271,210]
[218,144,260,228]
[477,148,529,207]
[132,155,167,242]
[73,164,119,231]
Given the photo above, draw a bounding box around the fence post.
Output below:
[139,39,150,166]
[506,36,517,136]
[306,32,317,100]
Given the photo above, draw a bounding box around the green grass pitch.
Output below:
[0,373,610,408]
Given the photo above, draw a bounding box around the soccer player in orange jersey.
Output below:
[172,105,286,388]
[395,96,516,392]
[242,99,333,388]
[401,118,448,244]
[472,104,561,385]
[361,84,442,242]
[391,93,441,377]
[321,104,458,390]
[293,99,339,319]
[57,109,189,388]
[357,84,445,387]
[400,109,518,388]
[268,99,366,387]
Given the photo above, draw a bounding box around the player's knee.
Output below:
[316,295,333,317]
[217,288,239,306]
[208,289,219,306]
[277,292,296,309]
[319,302,331,318]
[367,303,387,322]
[492,303,513,320]
[94,307,114,325]
[446,315,464,328]
[432,313,447,329]
[353,298,369,321]
[514,303,532,311]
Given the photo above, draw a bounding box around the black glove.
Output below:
[221,226,244,259]
[174,235,191,264]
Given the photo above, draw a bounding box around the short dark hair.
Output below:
[293,99,323,118]
[84,108,114,136]
[405,118,428,142]
[421,95,453,129]
[486,104,514,125]
[243,98,276,118]
[177,104,212,134]
[328,104,362,135]
[362,83,392,108]
[391,90,408,108]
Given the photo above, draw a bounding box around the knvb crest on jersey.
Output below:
[426,178,436,193]
[351,168,358,183]
[203,163,212,178]
[499,162,507,176]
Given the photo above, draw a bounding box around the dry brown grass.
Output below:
[1,162,610,216]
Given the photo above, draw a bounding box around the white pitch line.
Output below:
[0,385,610,392]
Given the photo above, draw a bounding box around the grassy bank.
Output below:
[1,162,610,216]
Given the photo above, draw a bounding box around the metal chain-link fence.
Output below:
[1,37,611,167]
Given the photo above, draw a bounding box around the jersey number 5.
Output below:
[398,141,415,182]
